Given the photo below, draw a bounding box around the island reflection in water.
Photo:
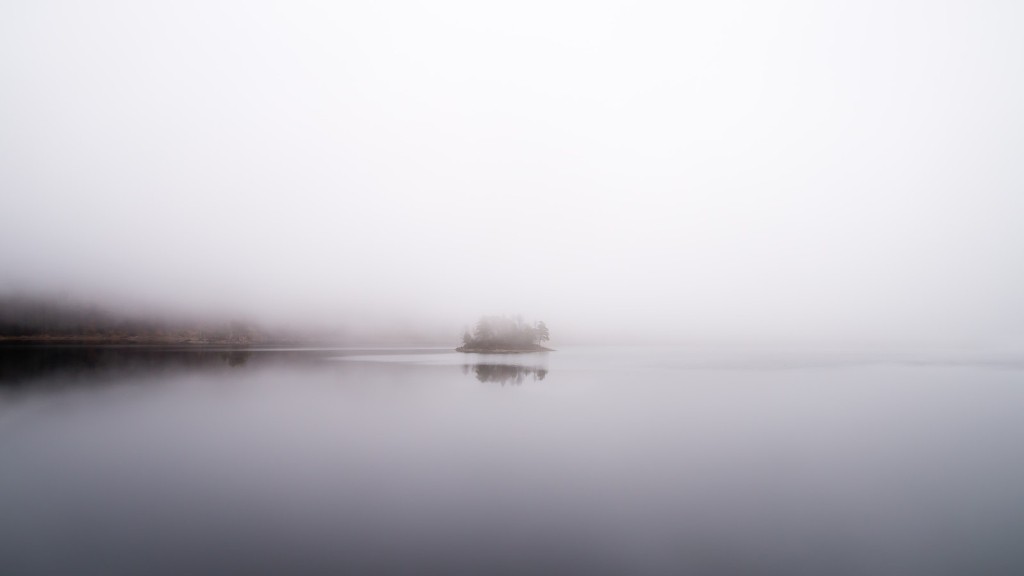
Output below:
[462,362,548,385]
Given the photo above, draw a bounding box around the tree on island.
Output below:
[457,315,552,352]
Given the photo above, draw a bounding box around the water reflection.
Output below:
[462,363,548,385]
[1,347,1023,575]
[0,346,254,387]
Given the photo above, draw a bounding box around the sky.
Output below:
[2,1,1023,347]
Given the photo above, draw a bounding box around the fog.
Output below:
[2,1,1023,348]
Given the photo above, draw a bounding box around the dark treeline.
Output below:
[0,295,276,345]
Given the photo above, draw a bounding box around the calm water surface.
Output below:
[1,346,1022,575]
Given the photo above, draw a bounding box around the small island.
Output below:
[456,316,553,353]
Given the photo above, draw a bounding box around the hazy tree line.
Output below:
[0,295,263,344]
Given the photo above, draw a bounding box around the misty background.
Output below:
[2,1,1022,348]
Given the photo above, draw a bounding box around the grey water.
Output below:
[1,346,1023,576]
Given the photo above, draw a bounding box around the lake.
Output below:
[1,345,1023,575]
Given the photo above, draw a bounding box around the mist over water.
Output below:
[2,1,1024,348]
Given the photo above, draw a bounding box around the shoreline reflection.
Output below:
[0,346,256,388]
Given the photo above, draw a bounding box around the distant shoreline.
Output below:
[455,345,554,354]
[0,334,276,346]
